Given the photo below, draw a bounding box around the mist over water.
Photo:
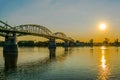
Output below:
[0,47,120,80]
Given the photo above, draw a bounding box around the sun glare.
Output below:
[99,24,106,31]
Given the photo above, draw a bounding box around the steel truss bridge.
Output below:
[0,20,74,42]
[0,20,75,69]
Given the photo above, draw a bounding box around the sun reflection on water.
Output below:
[101,54,106,69]
[101,46,106,69]
[97,46,111,80]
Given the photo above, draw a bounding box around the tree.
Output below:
[114,38,119,46]
[89,39,94,46]
[103,38,109,46]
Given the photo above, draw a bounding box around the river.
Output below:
[0,46,120,80]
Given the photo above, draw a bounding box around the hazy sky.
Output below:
[0,0,120,42]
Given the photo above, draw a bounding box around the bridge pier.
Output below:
[64,41,69,48]
[49,48,56,59]
[3,33,18,70]
[69,41,75,47]
[48,38,56,49]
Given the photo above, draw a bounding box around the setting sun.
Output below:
[99,24,106,30]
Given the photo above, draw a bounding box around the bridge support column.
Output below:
[48,38,56,49]
[3,33,18,70]
[64,41,69,48]
[49,48,56,59]
[69,41,75,47]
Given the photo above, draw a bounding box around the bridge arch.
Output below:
[15,24,52,35]
[0,20,74,42]
[54,32,67,38]
[53,32,73,42]
[14,24,54,39]
[0,20,14,30]
[0,20,15,37]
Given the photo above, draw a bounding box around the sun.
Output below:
[99,24,106,30]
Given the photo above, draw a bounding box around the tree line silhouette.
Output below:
[0,38,120,47]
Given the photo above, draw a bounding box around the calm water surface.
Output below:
[0,46,120,80]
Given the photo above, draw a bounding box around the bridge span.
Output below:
[0,20,74,48]
[0,20,74,69]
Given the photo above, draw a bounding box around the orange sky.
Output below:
[1,0,120,42]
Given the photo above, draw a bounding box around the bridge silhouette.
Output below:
[0,20,73,41]
[0,20,74,46]
[0,20,74,69]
